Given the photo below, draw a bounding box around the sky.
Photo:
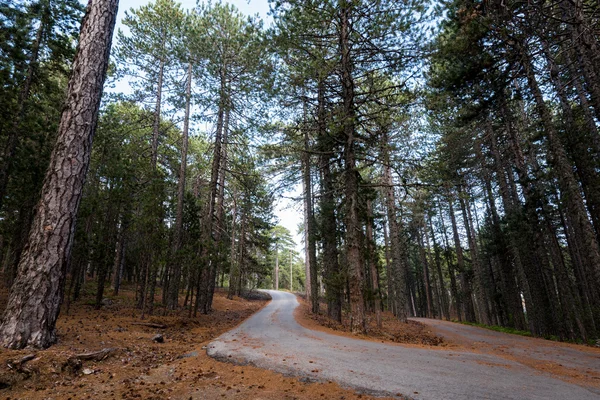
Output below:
[116,0,271,27]
[112,0,304,254]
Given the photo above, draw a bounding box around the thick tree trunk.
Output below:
[0,0,118,349]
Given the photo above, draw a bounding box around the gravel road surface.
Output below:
[207,290,600,399]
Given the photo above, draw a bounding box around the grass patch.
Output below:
[455,320,533,337]
[455,320,599,346]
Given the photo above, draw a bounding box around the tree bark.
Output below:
[227,194,238,300]
[112,214,126,296]
[0,0,119,349]
[317,79,342,322]
[366,199,381,327]
[198,66,227,314]
[428,214,450,320]
[274,241,279,290]
[543,43,600,240]
[302,115,318,314]
[381,130,408,322]
[447,194,476,322]
[339,2,365,333]
[151,58,165,169]
[167,62,192,309]
[438,203,461,321]
[207,103,231,311]
[417,227,434,318]
[522,45,600,325]
[458,187,491,325]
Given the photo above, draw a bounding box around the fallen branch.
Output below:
[7,354,36,374]
[131,322,167,329]
[71,348,116,362]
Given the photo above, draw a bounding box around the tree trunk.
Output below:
[438,203,461,321]
[0,0,118,349]
[339,2,365,333]
[302,113,318,314]
[227,194,238,300]
[112,207,128,296]
[274,242,279,290]
[447,194,476,322]
[522,45,600,325]
[381,213,395,315]
[543,43,600,240]
[206,103,231,312]
[198,66,227,315]
[151,58,165,169]
[428,214,450,320]
[289,249,293,291]
[366,199,381,327]
[458,187,491,325]
[381,130,408,322]
[417,227,434,318]
[317,79,342,322]
[167,63,192,309]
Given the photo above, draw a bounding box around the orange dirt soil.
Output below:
[0,285,393,400]
[295,296,445,348]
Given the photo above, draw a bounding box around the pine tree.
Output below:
[0,0,119,349]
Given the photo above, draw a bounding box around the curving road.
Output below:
[207,290,600,399]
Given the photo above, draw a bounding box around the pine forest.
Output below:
[0,0,599,398]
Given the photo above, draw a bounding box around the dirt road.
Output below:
[207,290,600,399]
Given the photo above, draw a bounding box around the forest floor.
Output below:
[1,287,598,399]
[0,285,392,400]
